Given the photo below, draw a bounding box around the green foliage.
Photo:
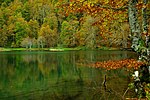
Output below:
[14,17,28,47]
[145,84,150,99]
[44,13,58,30]
[0,25,8,47]
[21,2,31,21]
[128,83,134,89]
[28,19,39,39]
[60,20,79,47]
[39,24,57,47]
[0,9,5,28]
[0,0,14,6]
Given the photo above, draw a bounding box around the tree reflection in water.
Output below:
[0,50,137,100]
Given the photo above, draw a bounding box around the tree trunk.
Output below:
[128,0,141,52]
[128,0,150,63]
[142,0,150,63]
[128,0,150,97]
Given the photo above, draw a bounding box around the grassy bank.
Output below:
[0,46,119,52]
[0,47,81,52]
[0,48,48,51]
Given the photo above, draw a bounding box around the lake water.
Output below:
[0,50,137,100]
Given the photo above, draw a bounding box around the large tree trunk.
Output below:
[128,0,149,63]
[128,0,150,98]
[142,0,150,64]
[128,0,141,52]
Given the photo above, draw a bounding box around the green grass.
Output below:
[0,46,119,52]
[0,47,81,52]
[0,48,49,51]
[49,47,82,51]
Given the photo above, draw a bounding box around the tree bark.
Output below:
[142,0,150,63]
[142,0,150,61]
[128,0,149,64]
[128,0,141,52]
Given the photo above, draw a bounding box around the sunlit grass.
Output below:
[0,46,119,52]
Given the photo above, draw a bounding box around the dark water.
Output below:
[0,50,137,100]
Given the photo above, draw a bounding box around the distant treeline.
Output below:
[0,0,149,48]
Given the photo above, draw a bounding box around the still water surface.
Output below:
[0,50,137,100]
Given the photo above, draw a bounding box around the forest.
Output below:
[0,0,149,49]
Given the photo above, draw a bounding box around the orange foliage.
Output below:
[57,0,128,39]
[91,59,145,70]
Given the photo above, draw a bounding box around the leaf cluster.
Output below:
[92,59,145,70]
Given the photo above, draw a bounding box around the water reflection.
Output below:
[0,50,137,100]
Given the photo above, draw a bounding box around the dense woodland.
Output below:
[0,0,149,49]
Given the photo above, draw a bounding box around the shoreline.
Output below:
[0,47,121,52]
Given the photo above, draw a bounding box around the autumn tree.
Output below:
[28,19,39,39]
[21,36,33,48]
[77,15,99,48]
[21,2,31,21]
[15,16,29,47]
[0,8,6,46]
[26,0,53,26]
[37,36,46,48]
[0,25,8,47]
[57,0,129,48]
[60,17,80,47]
[109,22,130,48]
[0,3,15,47]
[38,24,57,47]
[60,20,72,47]
[44,13,59,45]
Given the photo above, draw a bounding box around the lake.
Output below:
[0,50,137,100]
